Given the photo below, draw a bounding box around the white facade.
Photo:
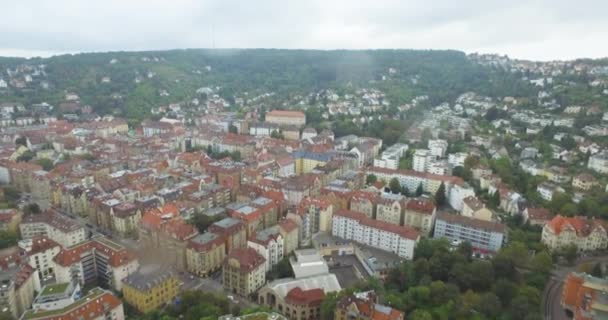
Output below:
[332,211,418,260]
[447,152,468,168]
[20,220,86,248]
[413,149,429,172]
[247,234,284,273]
[428,139,448,158]
[588,151,608,174]
[448,184,475,212]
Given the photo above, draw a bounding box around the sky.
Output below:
[1,0,607,61]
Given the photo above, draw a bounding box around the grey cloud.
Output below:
[0,0,606,60]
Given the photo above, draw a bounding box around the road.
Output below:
[541,254,608,320]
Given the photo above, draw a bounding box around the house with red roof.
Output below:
[542,215,608,252]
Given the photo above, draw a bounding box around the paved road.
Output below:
[541,254,608,320]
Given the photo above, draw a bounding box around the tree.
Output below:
[435,182,446,207]
[15,136,26,147]
[493,278,518,306]
[24,203,41,215]
[270,130,284,139]
[389,178,401,194]
[561,244,578,265]
[17,150,35,162]
[0,230,18,249]
[415,183,423,196]
[489,191,501,209]
[591,263,604,278]
[531,251,553,273]
[35,158,54,171]
[366,174,377,185]
[320,291,340,320]
[228,124,238,134]
[476,292,502,318]
[409,310,433,320]
[401,185,410,196]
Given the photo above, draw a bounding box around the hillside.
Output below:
[0,49,535,121]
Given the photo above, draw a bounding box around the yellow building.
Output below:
[293,151,331,175]
[121,267,179,313]
[223,248,266,296]
[542,215,608,252]
[0,209,22,233]
[186,233,226,277]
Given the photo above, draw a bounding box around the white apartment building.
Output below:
[374,143,409,170]
[413,149,429,172]
[332,209,419,259]
[428,139,448,158]
[247,227,284,273]
[588,150,608,174]
[448,152,468,168]
[20,210,87,248]
[19,237,62,279]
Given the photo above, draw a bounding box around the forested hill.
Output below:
[0,49,534,120]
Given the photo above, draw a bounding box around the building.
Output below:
[373,143,408,170]
[412,149,429,172]
[121,266,179,313]
[348,191,378,219]
[375,193,406,226]
[222,248,266,296]
[21,287,124,320]
[332,209,419,259]
[433,212,507,252]
[522,207,552,227]
[461,196,493,221]
[561,272,608,320]
[588,150,608,174]
[428,139,448,158]
[258,273,341,320]
[186,232,226,277]
[403,197,436,236]
[572,173,599,191]
[289,249,329,279]
[208,217,247,254]
[335,291,404,320]
[541,215,608,252]
[19,237,61,280]
[537,182,565,201]
[265,110,306,127]
[278,219,299,257]
[0,248,40,319]
[31,282,80,311]
[295,197,333,246]
[0,209,22,233]
[53,237,139,291]
[248,227,284,272]
[19,210,86,248]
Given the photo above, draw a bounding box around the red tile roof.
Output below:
[266,110,305,118]
[285,287,325,306]
[546,215,606,237]
[224,247,265,273]
[406,198,436,215]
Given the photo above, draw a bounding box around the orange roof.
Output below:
[562,272,585,308]
[53,238,135,268]
[547,215,606,237]
[224,247,265,273]
[28,290,122,320]
[163,218,199,241]
[140,212,163,231]
[278,218,298,233]
[406,198,436,215]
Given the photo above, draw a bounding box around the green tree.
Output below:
[15,136,26,147]
[35,158,54,171]
[389,178,401,194]
[17,150,35,162]
[435,182,446,207]
[0,230,18,249]
[409,310,433,320]
[531,251,553,273]
[270,130,284,139]
[493,278,518,306]
[24,203,41,215]
[415,183,423,196]
[228,124,238,134]
[320,291,340,320]
[366,174,377,185]
[476,292,502,319]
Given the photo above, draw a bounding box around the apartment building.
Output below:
[561,272,608,320]
[53,237,139,291]
[433,212,507,252]
[222,248,266,296]
[403,198,436,236]
[332,209,419,259]
[208,217,247,254]
[588,150,608,174]
[348,191,378,219]
[247,227,284,272]
[122,267,179,313]
[541,215,608,252]
[18,237,61,279]
[0,248,40,319]
[20,210,86,248]
[265,110,306,127]
[335,291,404,320]
[21,288,124,320]
[375,193,406,226]
[186,233,226,277]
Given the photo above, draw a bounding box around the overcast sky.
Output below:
[1,0,607,61]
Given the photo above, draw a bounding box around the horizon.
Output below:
[1,47,606,63]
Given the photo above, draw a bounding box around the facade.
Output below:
[588,150,608,174]
[561,272,608,320]
[332,209,419,259]
[21,288,124,320]
[278,219,299,257]
[541,215,608,252]
[428,139,448,158]
[208,217,247,254]
[186,233,226,277]
[522,207,552,227]
[375,193,406,226]
[348,191,378,219]
[222,248,266,296]
[433,212,507,252]
[247,227,284,272]
[53,237,139,291]
[19,210,86,248]
[0,250,40,319]
[412,149,429,172]
[295,197,333,246]
[403,198,436,236]
[121,267,179,313]
[572,173,598,191]
[265,110,306,127]
[19,237,61,279]
[0,209,22,232]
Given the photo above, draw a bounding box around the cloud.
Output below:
[0,0,606,60]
